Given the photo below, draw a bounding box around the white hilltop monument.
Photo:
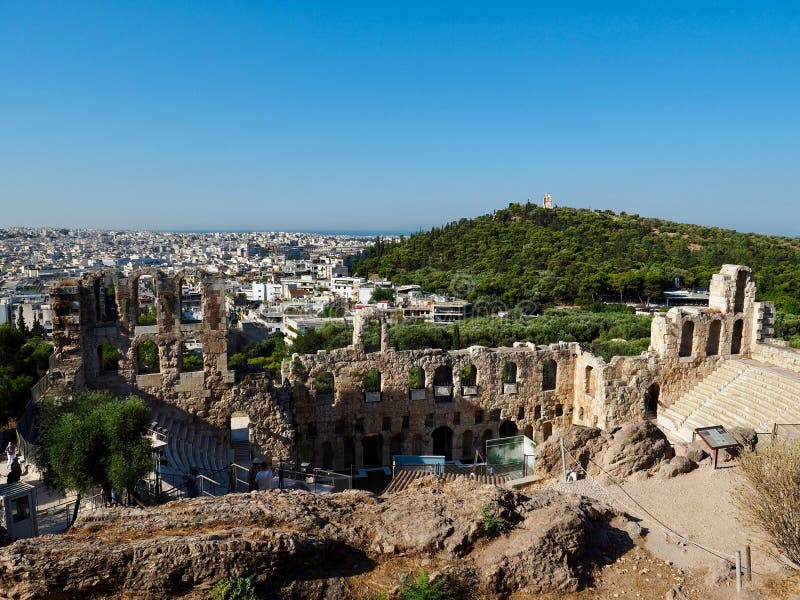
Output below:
[542,193,553,208]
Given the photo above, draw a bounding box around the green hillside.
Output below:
[352,204,800,313]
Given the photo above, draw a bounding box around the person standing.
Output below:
[6,458,22,485]
[5,441,17,469]
[255,462,274,492]
[184,466,199,498]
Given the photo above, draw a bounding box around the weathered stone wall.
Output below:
[50,264,773,469]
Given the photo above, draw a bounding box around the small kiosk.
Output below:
[0,482,39,541]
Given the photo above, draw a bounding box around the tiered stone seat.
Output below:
[658,358,800,443]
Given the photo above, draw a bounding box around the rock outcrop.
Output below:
[535,421,675,480]
[0,479,633,599]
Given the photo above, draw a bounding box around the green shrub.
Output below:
[210,575,257,600]
[401,571,449,600]
[480,503,510,536]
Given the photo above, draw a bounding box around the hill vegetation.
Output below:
[352,204,800,313]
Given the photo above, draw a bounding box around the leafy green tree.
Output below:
[16,306,27,334]
[38,391,153,523]
[30,314,46,339]
[369,287,395,303]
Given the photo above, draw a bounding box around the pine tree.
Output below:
[16,306,28,334]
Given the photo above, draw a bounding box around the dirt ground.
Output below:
[540,458,799,599]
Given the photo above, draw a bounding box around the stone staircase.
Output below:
[658,358,800,443]
[149,405,233,491]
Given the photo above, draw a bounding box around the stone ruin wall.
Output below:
[49,264,774,469]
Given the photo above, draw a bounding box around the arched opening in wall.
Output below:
[363,369,382,403]
[362,434,383,466]
[432,426,453,460]
[555,404,564,417]
[503,362,518,394]
[321,441,334,470]
[579,406,585,421]
[585,366,595,395]
[542,422,553,442]
[433,366,453,402]
[412,434,425,455]
[136,275,157,325]
[343,438,355,468]
[460,364,478,396]
[180,274,203,323]
[523,424,533,440]
[461,430,474,460]
[534,405,541,420]
[181,340,203,372]
[644,383,660,419]
[481,429,493,453]
[499,420,518,438]
[390,433,404,458]
[315,371,334,401]
[706,320,721,356]
[137,340,160,374]
[542,359,557,391]
[95,277,118,324]
[362,319,381,353]
[98,343,119,373]
[734,270,748,313]
[679,321,695,357]
[408,367,426,400]
[731,319,744,355]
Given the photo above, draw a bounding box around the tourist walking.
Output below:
[184,466,199,498]
[5,441,17,469]
[255,462,274,492]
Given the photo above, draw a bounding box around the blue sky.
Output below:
[1,2,799,234]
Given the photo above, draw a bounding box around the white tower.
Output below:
[542,193,553,209]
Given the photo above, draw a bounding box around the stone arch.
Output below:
[321,441,334,470]
[542,359,557,391]
[181,339,203,372]
[679,320,695,357]
[503,362,517,384]
[480,428,493,452]
[706,320,721,356]
[409,366,425,389]
[432,426,454,460]
[499,420,518,438]
[98,342,119,373]
[433,365,453,401]
[644,383,660,418]
[734,269,748,313]
[94,275,118,324]
[584,365,595,395]
[136,339,160,374]
[363,369,382,402]
[731,319,744,355]
[135,274,157,325]
[541,422,553,442]
[179,272,203,323]
[361,434,383,466]
[460,363,478,396]
[461,430,474,459]
[314,370,334,399]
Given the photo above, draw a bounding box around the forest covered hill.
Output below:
[352,204,800,313]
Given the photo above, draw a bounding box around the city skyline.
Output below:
[2,3,800,235]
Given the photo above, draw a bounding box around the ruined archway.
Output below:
[499,420,518,438]
[731,319,743,355]
[679,321,695,357]
[461,430,474,460]
[432,426,453,460]
[734,270,748,313]
[433,365,453,402]
[179,273,203,323]
[362,434,383,466]
[585,365,595,395]
[136,339,160,374]
[542,359,557,391]
[706,320,721,356]
[460,364,478,396]
[644,383,660,419]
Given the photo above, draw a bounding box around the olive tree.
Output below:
[37,391,153,523]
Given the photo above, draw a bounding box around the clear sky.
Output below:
[2,2,799,235]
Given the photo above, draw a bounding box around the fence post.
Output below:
[560,439,567,482]
[735,551,742,593]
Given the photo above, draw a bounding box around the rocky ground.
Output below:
[1,421,798,599]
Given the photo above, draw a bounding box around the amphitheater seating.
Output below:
[658,358,800,443]
[382,469,511,495]
[148,405,232,491]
